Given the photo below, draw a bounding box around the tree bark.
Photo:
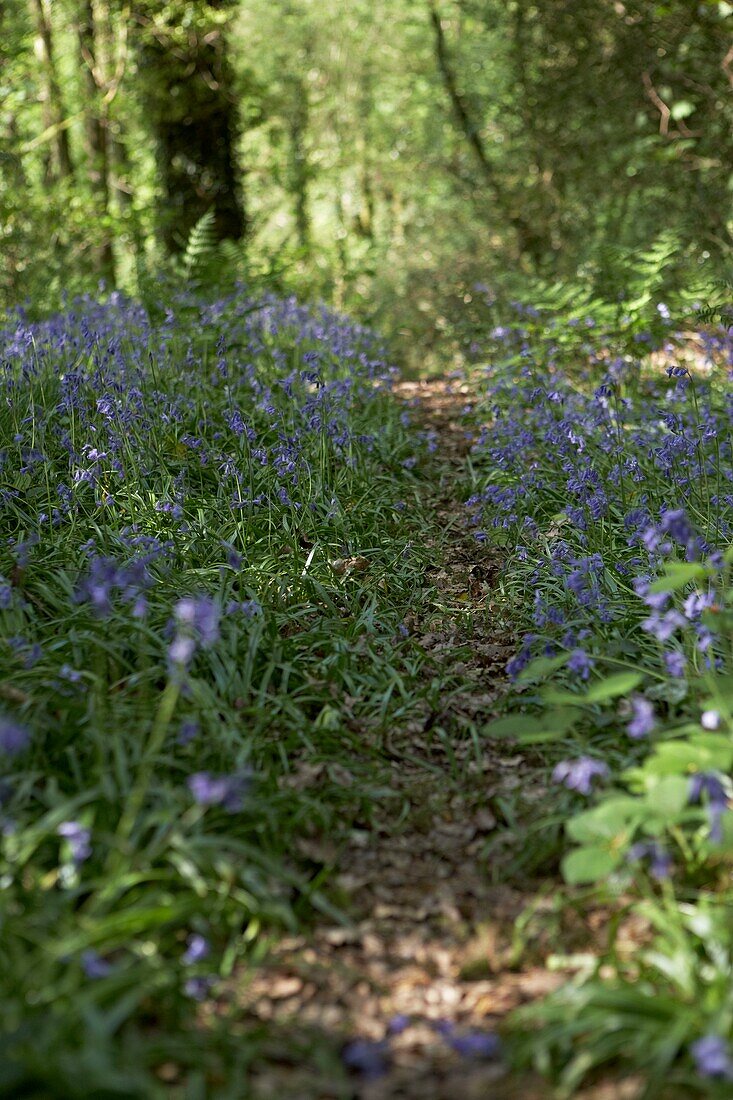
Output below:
[29,0,75,180]
[428,1,545,265]
[135,4,247,253]
[77,0,116,281]
[286,75,310,252]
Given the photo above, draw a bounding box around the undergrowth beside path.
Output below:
[1,291,557,1098]
[0,291,477,1094]
[3,285,733,1099]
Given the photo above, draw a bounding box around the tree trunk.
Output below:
[77,0,116,282]
[136,4,246,253]
[29,0,75,180]
[287,75,310,252]
[428,1,545,266]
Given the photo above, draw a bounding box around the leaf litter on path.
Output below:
[222,379,635,1099]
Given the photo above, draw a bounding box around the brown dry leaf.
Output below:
[280,761,326,790]
[330,555,369,575]
[297,837,338,864]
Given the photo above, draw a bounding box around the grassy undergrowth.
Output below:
[459,290,733,1096]
[7,275,733,1098]
[0,288,470,1095]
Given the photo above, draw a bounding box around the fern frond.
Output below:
[181,210,218,281]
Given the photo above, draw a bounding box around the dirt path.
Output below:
[232,380,596,1098]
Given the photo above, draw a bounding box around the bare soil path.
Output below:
[233,380,620,1099]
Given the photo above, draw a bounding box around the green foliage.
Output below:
[3,0,731,344]
[463,292,733,1092]
[0,290,446,1092]
[180,208,219,282]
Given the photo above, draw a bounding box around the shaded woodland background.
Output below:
[2,0,732,358]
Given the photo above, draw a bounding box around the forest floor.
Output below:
[232,379,636,1100]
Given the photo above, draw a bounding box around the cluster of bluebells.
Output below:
[635,566,719,666]
[691,1035,733,1080]
[168,595,221,671]
[57,821,92,865]
[552,757,609,795]
[0,715,30,758]
[465,314,732,679]
[0,290,409,557]
[187,770,252,813]
[0,289,426,1045]
[474,310,733,886]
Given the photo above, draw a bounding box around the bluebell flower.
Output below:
[448,1031,501,1059]
[341,1038,389,1079]
[183,933,210,965]
[177,719,200,745]
[567,648,594,680]
[626,696,655,738]
[57,821,92,864]
[690,1035,733,1079]
[187,771,251,812]
[627,841,672,880]
[642,609,686,643]
[168,635,196,669]
[225,599,261,618]
[664,651,687,678]
[0,716,30,757]
[184,975,215,1001]
[552,757,609,795]
[81,950,113,979]
[689,772,729,842]
[174,596,220,646]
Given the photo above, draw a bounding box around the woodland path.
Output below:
[235,379,632,1100]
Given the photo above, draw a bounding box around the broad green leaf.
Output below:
[483,707,578,740]
[584,672,644,703]
[562,845,618,884]
[646,736,733,776]
[566,797,640,843]
[644,775,690,816]
[648,563,708,593]
[515,653,569,685]
[483,715,548,737]
[544,671,643,707]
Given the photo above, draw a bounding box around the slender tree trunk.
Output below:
[77,0,116,282]
[428,1,545,266]
[356,68,375,241]
[287,76,310,252]
[29,0,75,180]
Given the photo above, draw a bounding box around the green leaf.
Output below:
[583,672,644,703]
[645,736,733,776]
[562,845,618,884]
[483,715,548,738]
[644,775,690,817]
[483,707,579,741]
[648,563,708,593]
[544,671,643,707]
[566,797,640,843]
[515,653,569,685]
[670,100,695,121]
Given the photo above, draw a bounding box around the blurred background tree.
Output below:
[1,0,731,358]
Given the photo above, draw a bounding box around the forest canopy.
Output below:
[2,0,732,350]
